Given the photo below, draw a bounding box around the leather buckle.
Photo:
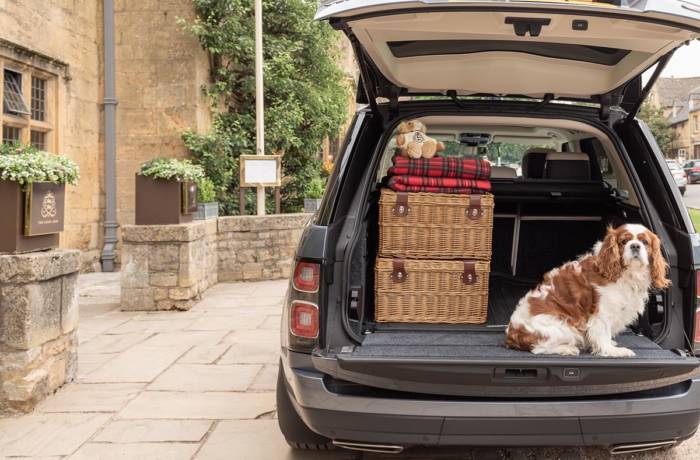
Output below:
[392,192,410,217]
[391,258,407,283]
[461,260,477,285]
[466,195,483,220]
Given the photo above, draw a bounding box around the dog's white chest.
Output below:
[595,276,650,334]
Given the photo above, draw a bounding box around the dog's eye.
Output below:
[620,239,629,245]
[642,240,649,246]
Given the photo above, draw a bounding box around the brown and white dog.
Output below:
[505,224,670,357]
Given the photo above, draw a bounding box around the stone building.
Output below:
[648,76,700,161]
[0,1,211,271]
[1,2,357,271]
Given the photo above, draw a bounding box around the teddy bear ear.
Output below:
[397,122,409,133]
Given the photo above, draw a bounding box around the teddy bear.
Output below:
[395,119,445,159]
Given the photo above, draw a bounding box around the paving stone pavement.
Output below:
[1,272,698,459]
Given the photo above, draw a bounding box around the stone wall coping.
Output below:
[218,213,312,233]
[122,222,208,243]
[0,249,81,284]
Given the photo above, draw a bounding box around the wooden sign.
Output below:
[24,182,65,236]
[181,181,198,214]
[240,155,281,187]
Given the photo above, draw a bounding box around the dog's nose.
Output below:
[630,242,641,252]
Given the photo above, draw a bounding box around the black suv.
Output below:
[277,1,700,456]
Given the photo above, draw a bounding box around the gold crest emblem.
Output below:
[41,191,58,219]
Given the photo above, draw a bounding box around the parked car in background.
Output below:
[684,160,700,184]
[667,159,688,195]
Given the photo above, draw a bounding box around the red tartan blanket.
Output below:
[388,156,491,180]
[387,175,491,194]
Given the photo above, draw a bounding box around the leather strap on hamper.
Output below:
[461,260,477,285]
[391,258,407,283]
[467,195,482,220]
[392,192,410,217]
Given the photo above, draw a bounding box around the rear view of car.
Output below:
[685,160,700,184]
[277,0,700,456]
[667,160,688,195]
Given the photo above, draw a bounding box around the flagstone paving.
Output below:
[1,272,698,459]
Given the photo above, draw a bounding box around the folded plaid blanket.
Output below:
[388,156,491,180]
[387,175,491,194]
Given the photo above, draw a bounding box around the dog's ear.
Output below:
[596,226,624,281]
[648,232,671,289]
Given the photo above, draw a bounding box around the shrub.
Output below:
[306,176,326,199]
[182,0,350,214]
[139,158,205,183]
[197,177,217,203]
[0,144,80,186]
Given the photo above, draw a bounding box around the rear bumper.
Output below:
[281,353,700,447]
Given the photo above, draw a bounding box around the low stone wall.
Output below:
[120,214,310,311]
[0,250,80,415]
[121,220,217,311]
[218,214,311,282]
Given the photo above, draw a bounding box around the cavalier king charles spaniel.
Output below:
[506,224,670,357]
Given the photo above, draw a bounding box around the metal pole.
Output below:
[255,0,265,215]
[101,0,118,271]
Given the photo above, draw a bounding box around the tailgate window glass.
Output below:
[388,40,631,66]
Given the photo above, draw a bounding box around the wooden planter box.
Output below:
[0,180,62,254]
[135,175,197,225]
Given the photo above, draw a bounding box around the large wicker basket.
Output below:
[378,189,494,259]
[375,257,490,324]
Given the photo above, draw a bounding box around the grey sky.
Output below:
[662,40,700,78]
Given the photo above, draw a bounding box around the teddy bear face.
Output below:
[397,119,426,134]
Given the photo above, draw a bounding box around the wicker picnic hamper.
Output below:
[375,257,490,324]
[378,189,494,259]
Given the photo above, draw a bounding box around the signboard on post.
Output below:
[240,155,282,187]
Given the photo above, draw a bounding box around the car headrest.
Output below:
[522,148,555,179]
[544,152,591,180]
[490,166,517,179]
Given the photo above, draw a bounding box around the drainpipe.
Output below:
[100,0,118,272]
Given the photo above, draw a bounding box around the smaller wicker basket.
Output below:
[378,189,494,260]
[375,257,490,324]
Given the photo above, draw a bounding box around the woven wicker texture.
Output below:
[375,258,490,324]
[378,189,494,259]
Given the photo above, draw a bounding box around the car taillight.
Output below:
[695,271,700,346]
[290,301,319,338]
[293,261,320,293]
[286,260,322,353]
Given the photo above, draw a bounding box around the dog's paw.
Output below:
[554,345,580,356]
[596,346,635,358]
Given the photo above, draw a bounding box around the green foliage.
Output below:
[306,176,326,199]
[182,0,349,214]
[140,158,205,182]
[638,102,676,156]
[688,207,700,232]
[197,176,217,203]
[0,144,80,186]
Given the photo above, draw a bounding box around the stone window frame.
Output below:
[1,60,57,150]
[0,39,68,152]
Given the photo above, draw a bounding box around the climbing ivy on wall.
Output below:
[183,0,350,214]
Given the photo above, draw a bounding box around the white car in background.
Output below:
[667,159,687,195]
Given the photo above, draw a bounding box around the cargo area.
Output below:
[344,116,671,356]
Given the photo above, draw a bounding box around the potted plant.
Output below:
[303,177,326,213]
[135,158,205,225]
[0,144,80,253]
[194,177,219,220]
